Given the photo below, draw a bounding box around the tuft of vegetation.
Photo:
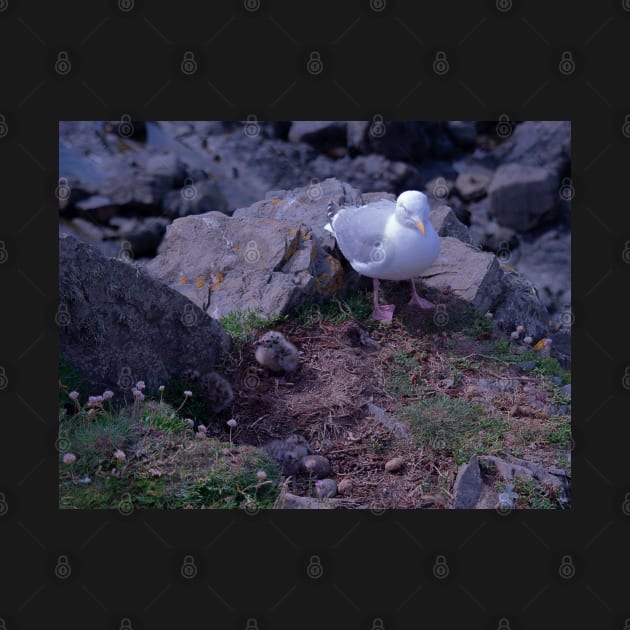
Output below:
[176,447,280,509]
[532,357,570,385]
[511,478,562,510]
[58,371,282,510]
[461,310,493,339]
[544,415,571,447]
[400,395,506,465]
[64,414,136,478]
[294,289,374,327]
[159,378,214,425]
[384,350,425,398]
[487,338,520,362]
[471,338,571,386]
[220,308,287,342]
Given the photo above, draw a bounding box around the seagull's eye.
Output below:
[400,203,408,214]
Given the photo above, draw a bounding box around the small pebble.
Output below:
[337,478,353,495]
[300,455,331,478]
[385,456,405,473]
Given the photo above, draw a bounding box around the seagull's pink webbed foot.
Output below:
[409,279,435,310]
[372,303,395,322]
[372,278,395,322]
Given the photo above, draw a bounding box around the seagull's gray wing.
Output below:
[331,200,395,267]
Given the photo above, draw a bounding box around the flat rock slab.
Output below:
[453,454,570,509]
[233,176,362,248]
[147,178,391,321]
[278,491,337,509]
[59,234,230,396]
[481,454,568,492]
[420,237,503,313]
[365,402,410,439]
[146,211,319,319]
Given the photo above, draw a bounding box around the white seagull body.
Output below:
[325,190,440,321]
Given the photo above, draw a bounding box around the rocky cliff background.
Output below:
[59,120,570,322]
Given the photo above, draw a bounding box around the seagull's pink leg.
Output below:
[372,278,395,322]
[409,279,435,309]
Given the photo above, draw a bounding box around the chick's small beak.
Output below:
[415,218,426,236]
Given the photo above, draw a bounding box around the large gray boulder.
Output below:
[146,209,326,320]
[420,237,503,314]
[453,454,570,509]
[232,177,360,247]
[490,121,570,176]
[430,204,473,245]
[145,178,551,337]
[306,153,411,194]
[488,162,559,231]
[490,270,550,341]
[515,229,571,314]
[162,179,230,218]
[59,234,230,400]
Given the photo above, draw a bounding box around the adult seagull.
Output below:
[325,190,440,322]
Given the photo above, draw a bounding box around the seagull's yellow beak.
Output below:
[415,219,426,236]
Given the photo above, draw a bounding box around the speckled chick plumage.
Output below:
[202,371,234,412]
[254,331,299,374]
[181,369,233,412]
[263,434,311,476]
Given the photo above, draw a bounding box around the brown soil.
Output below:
[209,290,570,510]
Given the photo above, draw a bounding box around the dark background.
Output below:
[1,1,629,628]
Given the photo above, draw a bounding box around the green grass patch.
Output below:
[384,349,424,398]
[220,307,287,342]
[176,446,280,509]
[61,413,136,478]
[294,289,373,327]
[487,338,521,362]
[139,409,192,434]
[532,357,571,385]
[512,478,560,509]
[545,416,571,447]
[59,399,282,510]
[460,310,493,338]
[481,339,571,385]
[400,395,506,465]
